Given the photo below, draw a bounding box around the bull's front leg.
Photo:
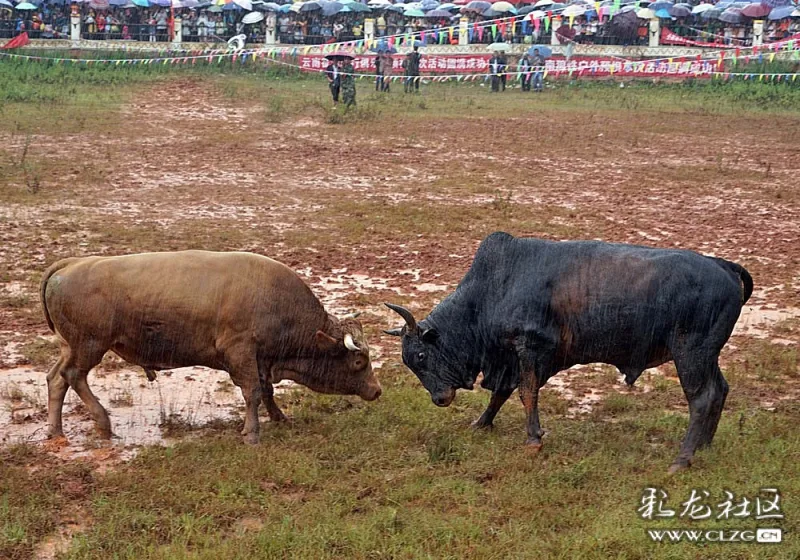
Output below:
[263,382,288,423]
[226,356,262,445]
[472,386,514,430]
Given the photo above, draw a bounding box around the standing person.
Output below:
[341,57,356,107]
[530,48,545,92]
[488,52,501,92]
[325,58,341,105]
[404,46,421,93]
[374,53,383,92]
[518,53,532,92]
[380,51,393,92]
[498,51,508,91]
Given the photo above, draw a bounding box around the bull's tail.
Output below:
[39,257,79,333]
[709,257,754,304]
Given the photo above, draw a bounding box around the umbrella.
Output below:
[109,0,127,5]
[131,0,149,5]
[234,0,253,8]
[14,1,36,7]
[533,0,552,6]
[462,0,490,10]
[367,0,389,4]
[89,0,110,7]
[0,0,12,5]
[648,0,672,10]
[636,6,654,17]
[763,0,792,7]
[242,10,265,22]
[256,1,281,9]
[421,0,440,8]
[701,7,723,18]
[691,3,713,14]
[669,4,690,17]
[490,1,517,12]
[768,5,795,19]
[425,8,452,16]
[319,0,344,14]
[223,2,242,9]
[487,42,510,51]
[555,24,576,41]
[718,7,743,22]
[518,4,537,13]
[371,41,398,53]
[347,2,371,11]
[207,4,223,10]
[404,7,426,14]
[654,8,672,17]
[562,4,585,16]
[438,2,458,9]
[527,45,551,57]
[147,0,169,5]
[300,0,322,10]
[325,51,355,59]
[740,2,771,17]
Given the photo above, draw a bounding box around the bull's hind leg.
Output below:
[516,340,549,452]
[472,387,514,430]
[226,354,262,445]
[670,351,729,474]
[46,350,69,438]
[61,343,111,438]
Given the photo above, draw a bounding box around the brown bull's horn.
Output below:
[385,303,418,333]
[344,333,359,352]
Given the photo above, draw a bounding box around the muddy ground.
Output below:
[1,77,799,466]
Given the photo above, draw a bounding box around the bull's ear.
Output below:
[315,330,339,351]
[421,327,439,343]
[383,327,403,337]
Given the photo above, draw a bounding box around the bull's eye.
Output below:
[417,352,426,361]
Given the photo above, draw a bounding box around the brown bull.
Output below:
[39,251,381,444]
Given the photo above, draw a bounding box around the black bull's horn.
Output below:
[384,303,418,334]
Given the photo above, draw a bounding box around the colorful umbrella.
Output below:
[718,7,743,22]
[14,1,36,7]
[404,7,425,14]
[636,6,654,17]
[325,51,355,59]
[527,45,551,57]
[740,2,771,17]
[425,8,452,16]
[669,4,690,16]
[487,41,510,51]
[691,3,714,14]
[242,10,265,21]
[767,5,796,18]
[490,0,516,12]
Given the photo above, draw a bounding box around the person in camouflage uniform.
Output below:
[341,58,357,107]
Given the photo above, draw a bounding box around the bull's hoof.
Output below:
[471,418,494,430]
[668,458,692,475]
[525,439,543,454]
[269,411,289,423]
[243,432,259,445]
[47,428,65,440]
[96,426,114,440]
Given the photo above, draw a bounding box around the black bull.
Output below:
[386,232,753,473]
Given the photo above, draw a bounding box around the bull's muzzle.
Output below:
[360,380,382,401]
[432,387,456,407]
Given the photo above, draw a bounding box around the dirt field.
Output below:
[1,73,799,559]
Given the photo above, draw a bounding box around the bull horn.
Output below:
[385,303,418,333]
[344,333,359,352]
[342,312,362,320]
